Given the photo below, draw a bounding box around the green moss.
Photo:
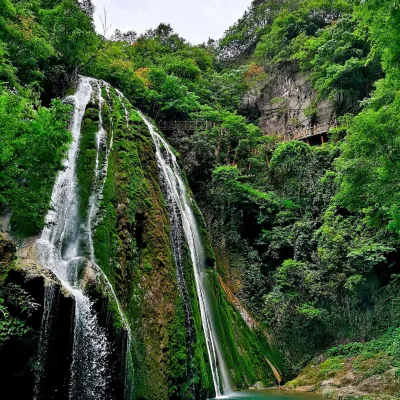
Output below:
[93,149,117,280]
[191,200,216,268]
[64,87,76,97]
[354,352,392,379]
[166,295,192,399]
[130,110,142,122]
[287,331,400,398]
[318,357,346,377]
[91,88,198,398]
[181,245,214,397]
[188,186,283,390]
[209,271,281,389]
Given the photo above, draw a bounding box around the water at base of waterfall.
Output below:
[210,389,323,399]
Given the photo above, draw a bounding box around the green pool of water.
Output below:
[211,389,323,399]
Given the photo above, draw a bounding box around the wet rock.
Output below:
[338,371,357,386]
[249,381,265,390]
[0,260,76,399]
[320,378,340,387]
[0,233,16,265]
[356,374,382,393]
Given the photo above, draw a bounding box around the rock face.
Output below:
[0,80,284,400]
[0,233,15,265]
[0,235,76,400]
[244,65,334,135]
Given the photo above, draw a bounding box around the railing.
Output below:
[287,120,338,141]
[157,120,218,132]
[158,120,338,142]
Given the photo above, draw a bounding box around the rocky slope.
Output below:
[286,332,400,400]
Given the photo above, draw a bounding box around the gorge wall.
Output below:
[0,78,281,399]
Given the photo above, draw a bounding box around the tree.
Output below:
[0,90,71,234]
[112,29,137,45]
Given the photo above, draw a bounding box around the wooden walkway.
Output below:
[158,120,338,142]
[286,120,338,142]
[157,120,218,132]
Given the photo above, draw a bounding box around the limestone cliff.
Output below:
[244,65,334,136]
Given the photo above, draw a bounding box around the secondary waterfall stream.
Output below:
[140,113,233,398]
[35,77,131,399]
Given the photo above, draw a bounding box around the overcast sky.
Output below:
[92,0,252,44]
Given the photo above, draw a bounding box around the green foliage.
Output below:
[0,283,39,345]
[253,0,352,65]
[0,0,103,235]
[2,0,400,392]
[40,0,99,73]
[148,68,200,117]
[293,14,382,113]
[326,342,364,357]
[289,328,400,394]
[76,107,99,221]
[207,67,248,111]
[0,314,30,343]
[336,89,400,234]
[0,90,71,234]
[218,0,293,65]
[173,0,400,371]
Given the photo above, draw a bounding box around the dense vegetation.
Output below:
[170,0,400,382]
[194,0,400,381]
[1,0,400,397]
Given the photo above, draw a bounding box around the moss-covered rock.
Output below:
[286,332,400,399]
[0,80,285,399]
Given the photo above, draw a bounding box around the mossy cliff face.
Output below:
[205,270,282,389]
[89,89,214,399]
[190,204,284,390]
[175,195,282,390]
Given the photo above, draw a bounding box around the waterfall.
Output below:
[36,76,131,399]
[33,284,57,399]
[139,113,233,398]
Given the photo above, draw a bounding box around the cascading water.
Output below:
[33,284,57,399]
[139,113,233,398]
[36,76,131,399]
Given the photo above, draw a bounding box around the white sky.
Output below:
[92,0,252,44]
